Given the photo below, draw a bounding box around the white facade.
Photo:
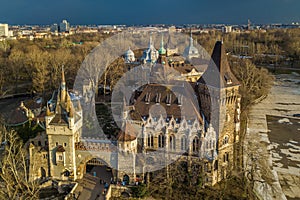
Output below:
[0,23,9,37]
[124,48,135,63]
[60,20,70,32]
[183,33,200,60]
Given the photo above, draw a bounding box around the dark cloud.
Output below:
[0,0,299,25]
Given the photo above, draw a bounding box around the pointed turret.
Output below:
[66,92,72,112]
[158,34,166,55]
[148,34,153,48]
[77,99,82,111]
[60,65,67,102]
[183,31,199,60]
[46,104,52,116]
[198,41,239,88]
[69,104,74,118]
[189,32,194,47]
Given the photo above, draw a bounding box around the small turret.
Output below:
[77,100,82,111]
[46,104,52,116]
[158,34,166,55]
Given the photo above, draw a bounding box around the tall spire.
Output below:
[189,31,194,47]
[60,65,66,102]
[61,65,65,84]
[158,33,166,55]
[148,34,153,48]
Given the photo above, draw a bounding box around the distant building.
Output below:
[59,20,70,32]
[247,19,251,30]
[0,23,9,37]
[222,26,232,33]
[50,23,59,33]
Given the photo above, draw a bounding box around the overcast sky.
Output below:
[0,0,299,25]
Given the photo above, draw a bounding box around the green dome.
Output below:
[158,34,166,55]
[158,46,166,55]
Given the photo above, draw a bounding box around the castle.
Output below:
[28,34,241,188]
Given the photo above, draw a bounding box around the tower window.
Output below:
[223,136,229,145]
[64,143,67,147]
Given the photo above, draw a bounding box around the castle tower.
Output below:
[45,67,83,181]
[197,41,240,181]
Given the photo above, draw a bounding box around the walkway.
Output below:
[73,166,113,200]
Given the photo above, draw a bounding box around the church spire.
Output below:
[60,65,66,102]
[189,31,194,47]
[148,34,153,48]
[158,33,166,55]
[61,65,65,84]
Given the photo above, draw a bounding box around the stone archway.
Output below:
[77,156,115,184]
[122,174,130,185]
[76,153,114,180]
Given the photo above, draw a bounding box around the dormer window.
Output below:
[145,93,151,104]
[155,93,161,104]
[177,95,182,106]
[166,93,172,106]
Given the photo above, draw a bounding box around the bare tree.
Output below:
[7,49,26,93]
[230,59,274,110]
[0,126,40,199]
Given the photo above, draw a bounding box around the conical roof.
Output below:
[117,121,137,142]
[158,35,166,55]
[198,41,239,88]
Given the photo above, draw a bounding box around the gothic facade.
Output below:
[28,38,240,188]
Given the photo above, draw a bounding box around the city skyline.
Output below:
[0,0,299,25]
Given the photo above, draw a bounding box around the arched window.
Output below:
[223,136,229,145]
[192,137,199,153]
[181,135,187,151]
[169,135,176,150]
[147,134,154,147]
[158,134,165,148]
